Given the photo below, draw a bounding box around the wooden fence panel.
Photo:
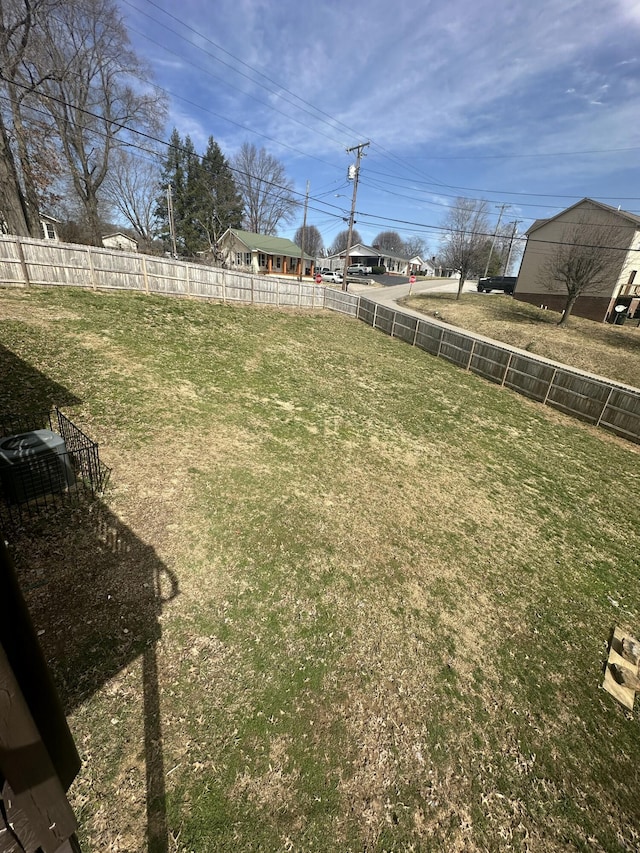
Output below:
[187,265,224,300]
[504,354,556,402]
[373,304,395,336]
[469,341,511,384]
[357,297,376,326]
[25,242,93,287]
[414,320,443,355]
[221,270,253,303]
[392,313,418,344]
[439,330,475,369]
[277,281,305,306]
[325,288,359,317]
[546,372,611,424]
[599,388,640,441]
[252,277,278,305]
[144,257,189,295]
[0,237,25,285]
[90,249,145,291]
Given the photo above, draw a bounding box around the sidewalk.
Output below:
[346,277,478,318]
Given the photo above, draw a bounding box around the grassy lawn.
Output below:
[2,285,640,852]
[402,291,640,390]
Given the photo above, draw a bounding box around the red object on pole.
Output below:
[315,274,322,284]
[409,274,416,284]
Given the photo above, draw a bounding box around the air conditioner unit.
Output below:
[0,430,76,504]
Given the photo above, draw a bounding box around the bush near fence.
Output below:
[1,234,639,444]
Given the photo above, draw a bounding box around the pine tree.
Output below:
[196,137,243,251]
[155,131,242,256]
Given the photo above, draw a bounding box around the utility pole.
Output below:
[298,180,310,282]
[342,142,369,292]
[483,203,509,278]
[505,220,522,275]
[166,185,178,257]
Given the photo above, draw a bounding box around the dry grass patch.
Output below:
[1,286,640,852]
[403,291,640,388]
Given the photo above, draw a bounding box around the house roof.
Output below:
[102,231,137,241]
[225,229,313,259]
[525,198,640,235]
[328,242,410,262]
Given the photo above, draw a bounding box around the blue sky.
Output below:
[118,0,640,254]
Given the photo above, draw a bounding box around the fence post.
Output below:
[373,303,378,328]
[467,338,476,371]
[596,386,615,427]
[543,368,557,406]
[502,352,513,386]
[86,247,97,290]
[391,311,396,338]
[15,236,30,286]
[222,269,226,304]
[141,255,150,294]
[413,319,419,347]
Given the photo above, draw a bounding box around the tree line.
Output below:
[0,2,521,273]
[0,0,301,253]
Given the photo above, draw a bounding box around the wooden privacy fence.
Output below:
[1,234,640,443]
[0,235,325,308]
[350,295,640,445]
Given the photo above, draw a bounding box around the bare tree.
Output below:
[372,230,405,254]
[537,218,627,326]
[438,198,490,299]
[330,228,362,254]
[294,224,323,258]
[32,0,166,245]
[232,142,297,235]
[0,0,60,235]
[102,148,162,248]
[404,235,427,260]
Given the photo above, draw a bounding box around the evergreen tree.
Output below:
[196,137,243,250]
[155,130,241,256]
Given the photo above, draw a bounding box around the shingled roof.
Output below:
[227,229,313,259]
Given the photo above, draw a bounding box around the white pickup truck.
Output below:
[347,264,372,276]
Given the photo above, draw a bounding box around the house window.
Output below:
[245,252,251,266]
[259,253,266,267]
[235,252,242,265]
[629,271,637,285]
[276,257,281,269]
[41,221,56,240]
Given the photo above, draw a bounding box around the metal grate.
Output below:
[0,409,110,526]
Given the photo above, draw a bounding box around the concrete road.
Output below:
[346,276,478,317]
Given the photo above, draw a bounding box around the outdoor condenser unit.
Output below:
[0,430,76,504]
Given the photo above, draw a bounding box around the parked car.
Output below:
[347,264,371,276]
[477,276,517,294]
[317,268,331,276]
[321,270,343,283]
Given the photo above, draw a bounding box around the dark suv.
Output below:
[477,276,517,294]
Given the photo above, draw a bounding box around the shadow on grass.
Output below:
[0,342,82,417]
[1,346,179,853]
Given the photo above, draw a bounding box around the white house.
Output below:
[327,242,411,274]
[218,228,314,276]
[40,214,60,241]
[102,232,138,252]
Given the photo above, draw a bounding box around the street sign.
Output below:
[315,273,322,284]
[409,274,416,285]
